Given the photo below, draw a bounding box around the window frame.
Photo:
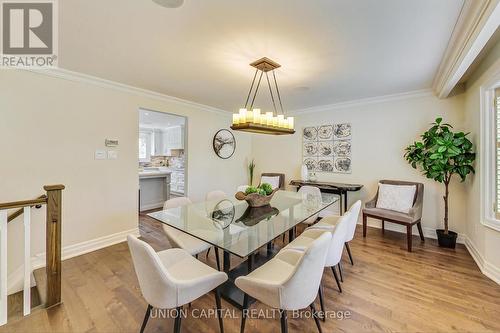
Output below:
[139,129,153,163]
[480,71,500,231]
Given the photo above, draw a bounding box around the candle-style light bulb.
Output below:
[277,115,284,128]
[253,108,261,124]
[247,108,253,122]
[232,113,240,125]
[239,108,247,123]
[266,112,273,126]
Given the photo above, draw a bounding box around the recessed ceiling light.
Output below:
[152,0,184,8]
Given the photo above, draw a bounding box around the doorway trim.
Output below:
[138,107,189,199]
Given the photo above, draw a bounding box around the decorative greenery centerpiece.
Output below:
[235,183,278,207]
[404,117,475,248]
[248,159,256,186]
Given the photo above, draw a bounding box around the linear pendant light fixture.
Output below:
[231,57,295,135]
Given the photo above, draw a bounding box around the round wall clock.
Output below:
[213,129,236,159]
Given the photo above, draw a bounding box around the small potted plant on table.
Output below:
[404,118,475,248]
[235,183,277,208]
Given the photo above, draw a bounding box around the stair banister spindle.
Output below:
[0,184,63,326]
[23,207,31,316]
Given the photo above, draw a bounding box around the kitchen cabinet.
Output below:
[156,125,184,155]
[167,125,184,150]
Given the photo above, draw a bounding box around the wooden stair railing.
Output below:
[6,195,46,223]
[0,185,64,326]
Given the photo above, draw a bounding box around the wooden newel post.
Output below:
[44,184,65,307]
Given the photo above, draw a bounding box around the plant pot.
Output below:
[436,229,457,249]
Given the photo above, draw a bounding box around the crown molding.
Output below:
[24,68,231,116]
[288,89,433,115]
[433,0,500,98]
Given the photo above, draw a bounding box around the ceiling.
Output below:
[139,109,185,129]
[59,0,464,112]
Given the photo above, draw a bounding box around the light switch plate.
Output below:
[107,150,118,160]
[95,150,106,160]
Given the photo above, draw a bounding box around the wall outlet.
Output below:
[107,150,118,160]
[95,150,106,160]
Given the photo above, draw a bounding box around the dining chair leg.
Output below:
[381,220,385,234]
[173,306,182,333]
[317,285,325,322]
[406,224,412,252]
[338,262,344,282]
[140,304,152,333]
[417,221,425,242]
[345,242,354,265]
[280,309,288,333]
[214,288,224,333]
[195,253,199,259]
[214,247,221,271]
[362,214,367,237]
[331,266,342,293]
[310,303,323,333]
[206,247,211,258]
[240,293,249,333]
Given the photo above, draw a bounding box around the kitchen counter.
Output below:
[139,168,171,211]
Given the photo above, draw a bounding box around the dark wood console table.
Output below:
[289,180,363,214]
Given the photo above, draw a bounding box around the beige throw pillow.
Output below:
[376,183,416,213]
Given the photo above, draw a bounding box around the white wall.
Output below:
[0,69,252,280]
[251,92,467,238]
[463,38,500,283]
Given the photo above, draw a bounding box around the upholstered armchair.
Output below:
[260,173,285,189]
[362,180,424,252]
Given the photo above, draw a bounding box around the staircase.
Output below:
[0,185,64,326]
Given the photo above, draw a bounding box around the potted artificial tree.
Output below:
[404,118,475,248]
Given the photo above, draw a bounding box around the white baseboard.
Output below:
[140,202,163,211]
[8,227,139,295]
[464,236,500,285]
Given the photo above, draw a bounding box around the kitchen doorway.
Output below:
[138,108,187,212]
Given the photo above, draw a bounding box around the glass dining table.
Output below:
[148,190,338,308]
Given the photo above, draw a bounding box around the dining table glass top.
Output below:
[148,190,339,258]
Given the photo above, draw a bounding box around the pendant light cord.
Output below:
[244,69,259,109]
[273,71,285,115]
[266,71,278,115]
[249,70,263,110]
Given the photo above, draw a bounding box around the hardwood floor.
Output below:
[2,213,500,333]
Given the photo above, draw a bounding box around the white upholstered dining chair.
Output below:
[162,197,221,271]
[206,190,227,202]
[288,211,350,297]
[204,190,227,267]
[236,185,249,193]
[315,200,362,265]
[127,235,228,333]
[287,213,350,319]
[235,231,332,333]
[298,185,322,226]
